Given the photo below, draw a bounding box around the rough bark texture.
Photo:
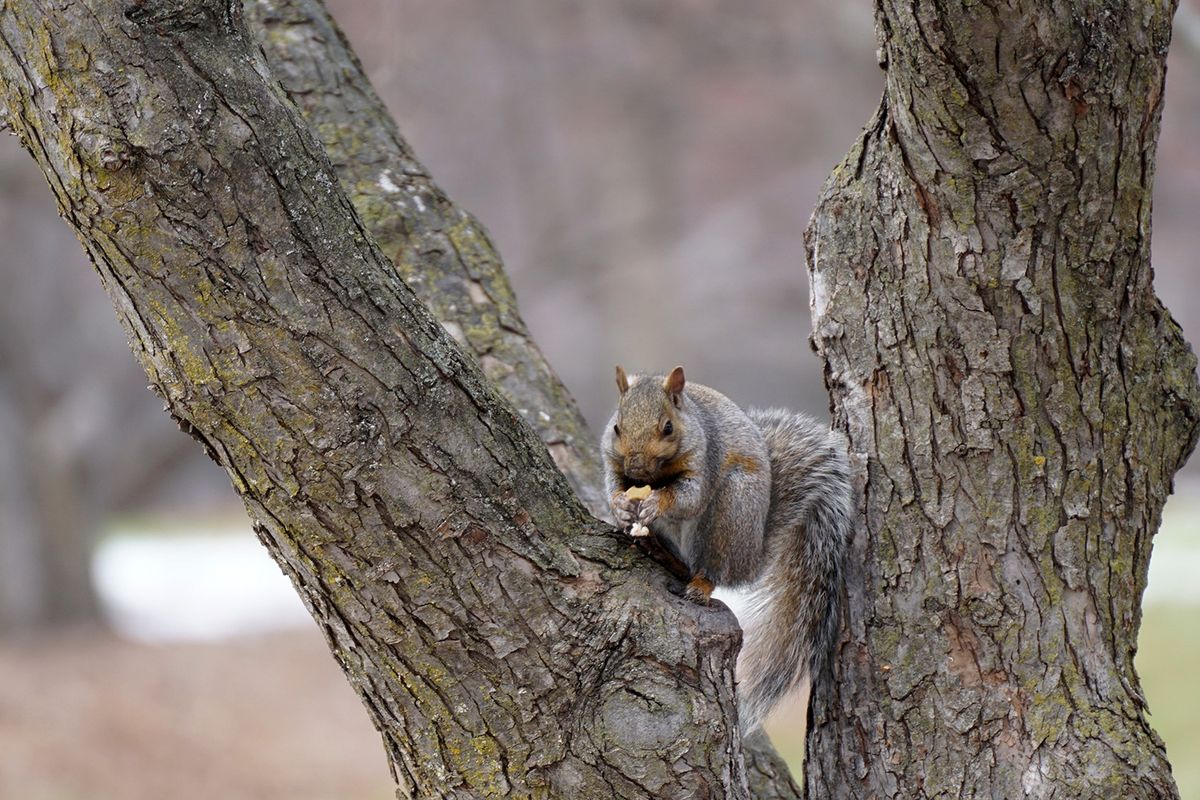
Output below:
[806,2,1200,798]
[0,1,801,797]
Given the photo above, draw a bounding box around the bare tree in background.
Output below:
[0,160,202,632]
[0,2,1195,800]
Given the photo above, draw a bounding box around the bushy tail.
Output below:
[737,409,851,732]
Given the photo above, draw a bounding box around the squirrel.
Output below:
[602,365,851,732]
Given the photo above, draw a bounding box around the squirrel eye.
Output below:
[663,420,674,436]
[613,424,621,437]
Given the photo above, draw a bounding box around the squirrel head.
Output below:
[610,365,689,484]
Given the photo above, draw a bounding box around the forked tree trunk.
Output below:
[806,1,1200,797]
[0,1,797,797]
[243,0,794,789]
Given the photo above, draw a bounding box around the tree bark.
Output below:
[0,1,800,797]
[806,2,1200,798]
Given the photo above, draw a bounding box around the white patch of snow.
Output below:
[93,528,310,643]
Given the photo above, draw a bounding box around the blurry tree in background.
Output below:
[0,156,219,632]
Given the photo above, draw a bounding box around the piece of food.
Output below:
[629,523,651,538]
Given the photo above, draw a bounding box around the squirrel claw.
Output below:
[610,491,638,530]
[636,492,661,526]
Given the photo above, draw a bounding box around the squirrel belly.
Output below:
[602,366,851,733]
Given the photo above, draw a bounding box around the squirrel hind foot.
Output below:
[683,574,715,604]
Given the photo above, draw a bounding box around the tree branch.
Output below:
[243,0,608,520]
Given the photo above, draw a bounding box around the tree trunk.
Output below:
[0,1,799,797]
[806,1,1200,797]
[243,1,794,790]
[0,376,100,632]
[0,377,45,631]
[26,426,99,625]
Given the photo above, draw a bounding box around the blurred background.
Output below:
[1,1,1197,797]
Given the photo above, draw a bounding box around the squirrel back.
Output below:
[602,367,851,733]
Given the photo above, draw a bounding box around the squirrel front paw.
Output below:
[610,490,639,531]
[636,491,663,527]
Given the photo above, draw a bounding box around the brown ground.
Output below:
[0,626,813,799]
[0,629,394,800]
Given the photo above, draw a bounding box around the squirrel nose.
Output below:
[625,456,656,481]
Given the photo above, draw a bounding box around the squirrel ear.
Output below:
[663,366,685,406]
[615,365,630,395]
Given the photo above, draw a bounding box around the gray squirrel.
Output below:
[602,365,851,732]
